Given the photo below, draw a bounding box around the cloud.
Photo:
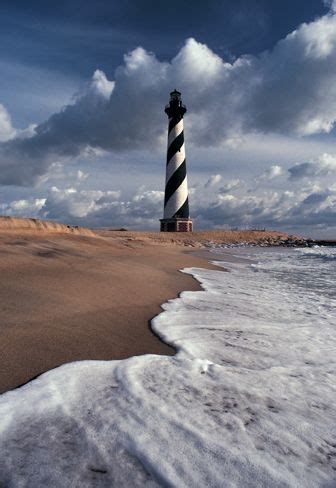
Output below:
[0,147,325,238]
[2,155,335,236]
[302,190,330,205]
[194,183,336,233]
[2,5,336,186]
[323,0,336,11]
[288,153,336,179]
[1,197,46,217]
[0,104,16,142]
[76,170,89,182]
[219,179,242,193]
[39,186,164,229]
[205,174,222,188]
[41,186,121,219]
[257,165,284,181]
[245,11,336,136]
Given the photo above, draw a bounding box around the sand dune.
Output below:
[0,216,96,236]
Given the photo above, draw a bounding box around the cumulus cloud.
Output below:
[1,197,46,217]
[205,174,222,187]
[219,179,242,193]
[193,183,336,233]
[0,103,38,144]
[30,177,335,235]
[324,0,336,12]
[257,165,284,181]
[302,190,330,205]
[76,170,89,182]
[38,186,164,229]
[0,70,114,185]
[2,151,334,236]
[2,5,336,186]
[0,104,16,142]
[288,153,336,179]
[41,186,121,219]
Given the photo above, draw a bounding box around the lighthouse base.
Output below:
[160,218,193,232]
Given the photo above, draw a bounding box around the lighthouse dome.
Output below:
[170,89,181,101]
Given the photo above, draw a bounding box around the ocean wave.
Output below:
[295,246,336,261]
[0,248,335,486]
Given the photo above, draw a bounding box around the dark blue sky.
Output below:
[0,0,328,78]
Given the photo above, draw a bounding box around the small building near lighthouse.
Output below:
[160,90,193,232]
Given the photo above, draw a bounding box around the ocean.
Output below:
[0,246,335,487]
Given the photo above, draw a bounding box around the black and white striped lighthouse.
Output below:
[160,90,193,232]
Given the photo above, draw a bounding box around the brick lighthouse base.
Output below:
[160,218,193,232]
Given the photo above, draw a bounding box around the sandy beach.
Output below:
[0,218,216,393]
[0,217,304,393]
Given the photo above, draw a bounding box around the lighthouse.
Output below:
[160,90,193,232]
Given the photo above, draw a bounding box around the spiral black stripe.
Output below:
[167,131,184,164]
[164,160,186,206]
[162,91,191,227]
[173,196,189,219]
[169,115,182,133]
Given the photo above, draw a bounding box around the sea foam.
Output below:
[0,248,335,487]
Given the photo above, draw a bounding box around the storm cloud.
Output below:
[288,153,336,179]
[2,4,336,185]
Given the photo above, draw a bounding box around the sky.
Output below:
[0,0,336,237]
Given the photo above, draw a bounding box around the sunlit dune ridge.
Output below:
[0,216,96,236]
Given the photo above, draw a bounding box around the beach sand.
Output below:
[0,217,301,393]
[0,224,217,393]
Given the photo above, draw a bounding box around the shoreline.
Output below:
[0,228,218,394]
[0,217,314,394]
[0,241,334,486]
